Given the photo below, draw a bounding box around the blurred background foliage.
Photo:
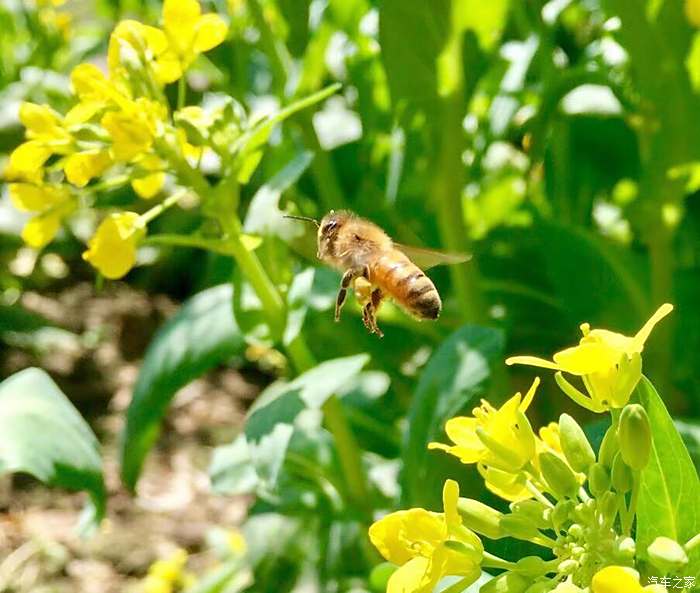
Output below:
[2,0,700,591]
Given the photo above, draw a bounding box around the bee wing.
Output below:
[394,243,471,270]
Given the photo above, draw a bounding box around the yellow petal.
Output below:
[505,355,561,371]
[193,13,228,52]
[154,51,183,84]
[102,111,153,161]
[442,480,460,529]
[9,183,66,212]
[64,150,112,187]
[553,342,621,375]
[163,0,200,48]
[22,211,63,248]
[520,377,540,411]
[591,566,643,593]
[368,509,445,566]
[19,102,62,134]
[132,172,165,199]
[9,141,53,174]
[444,417,482,452]
[64,101,103,125]
[631,303,674,353]
[82,212,143,279]
[387,557,431,593]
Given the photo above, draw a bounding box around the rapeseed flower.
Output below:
[368,480,482,593]
[82,212,144,278]
[428,378,539,473]
[9,182,74,248]
[591,566,667,593]
[506,304,673,412]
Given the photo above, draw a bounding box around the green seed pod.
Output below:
[611,452,633,493]
[598,491,619,526]
[369,563,396,593]
[598,425,619,468]
[457,498,504,540]
[481,572,530,593]
[559,414,596,472]
[540,452,580,499]
[510,500,550,529]
[618,404,652,470]
[499,514,541,540]
[514,556,549,577]
[647,536,689,572]
[588,462,611,498]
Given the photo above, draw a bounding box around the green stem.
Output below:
[482,551,517,571]
[177,75,186,110]
[438,576,477,593]
[140,189,189,225]
[685,533,700,552]
[622,471,641,536]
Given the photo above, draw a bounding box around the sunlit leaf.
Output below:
[0,368,106,526]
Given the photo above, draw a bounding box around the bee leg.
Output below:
[335,266,367,322]
[370,288,384,337]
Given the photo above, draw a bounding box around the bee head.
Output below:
[317,210,352,260]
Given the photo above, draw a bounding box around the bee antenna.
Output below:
[284,214,320,228]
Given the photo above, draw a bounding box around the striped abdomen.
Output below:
[370,251,442,320]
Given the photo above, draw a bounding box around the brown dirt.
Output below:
[0,283,261,593]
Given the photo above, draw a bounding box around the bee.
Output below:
[286,210,469,337]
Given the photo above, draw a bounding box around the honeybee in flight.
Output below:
[286,210,469,337]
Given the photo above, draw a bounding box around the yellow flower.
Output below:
[506,304,673,412]
[19,102,69,143]
[9,183,74,248]
[477,464,530,502]
[591,566,666,593]
[101,99,164,161]
[156,0,229,83]
[64,150,112,187]
[368,480,483,593]
[82,212,144,279]
[428,378,539,473]
[131,154,166,199]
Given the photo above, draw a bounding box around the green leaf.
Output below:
[379,0,449,112]
[209,434,259,496]
[636,377,700,577]
[0,368,105,524]
[121,285,245,490]
[245,355,369,489]
[455,0,510,51]
[402,325,504,506]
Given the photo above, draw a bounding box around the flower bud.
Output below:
[588,462,611,498]
[647,536,689,572]
[510,500,550,529]
[611,453,633,493]
[515,555,549,577]
[573,499,596,523]
[557,559,578,575]
[551,500,575,530]
[369,563,396,593]
[615,537,636,561]
[552,582,585,593]
[540,452,580,499]
[618,404,652,470]
[559,414,596,472]
[499,514,541,540]
[598,425,618,468]
[481,572,529,593]
[457,498,504,540]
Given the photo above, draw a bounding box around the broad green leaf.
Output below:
[636,377,700,577]
[0,368,105,523]
[209,434,259,495]
[676,419,700,471]
[454,0,510,51]
[245,355,369,489]
[121,285,245,490]
[686,32,700,92]
[379,0,449,112]
[402,325,504,506]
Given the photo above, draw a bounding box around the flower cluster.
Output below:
[369,305,699,593]
[5,0,229,278]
